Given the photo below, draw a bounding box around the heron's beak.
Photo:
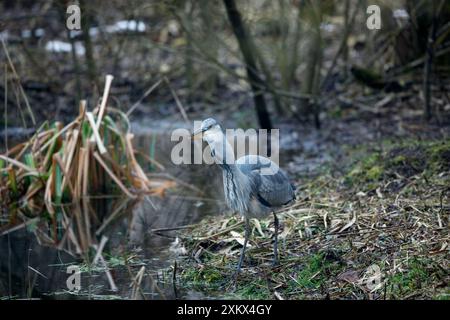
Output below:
[191,128,204,140]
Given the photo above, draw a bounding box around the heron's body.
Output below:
[221,155,294,219]
[192,118,296,274]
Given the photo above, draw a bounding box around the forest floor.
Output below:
[173,113,450,300]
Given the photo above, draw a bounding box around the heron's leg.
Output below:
[273,212,279,266]
[236,218,250,273]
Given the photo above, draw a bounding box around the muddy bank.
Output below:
[172,137,450,300]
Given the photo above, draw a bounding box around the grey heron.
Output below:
[192,118,295,274]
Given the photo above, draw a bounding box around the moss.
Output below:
[366,165,383,181]
[181,264,225,292]
[435,292,450,300]
[344,139,450,190]
[362,153,381,167]
[345,151,383,186]
[181,263,273,299]
[427,140,450,172]
[294,251,342,290]
[391,155,406,165]
[231,279,271,299]
[203,268,223,283]
[388,258,432,296]
[296,256,325,288]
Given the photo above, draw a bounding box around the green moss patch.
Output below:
[345,139,450,191]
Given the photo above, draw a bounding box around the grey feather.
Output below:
[236,155,295,208]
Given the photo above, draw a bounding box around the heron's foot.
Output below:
[272,212,280,268]
[272,257,279,268]
[226,280,237,292]
[226,270,240,291]
[232,263,242,280]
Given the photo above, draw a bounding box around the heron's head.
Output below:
[192,118,223,143]
[192,118,234,164]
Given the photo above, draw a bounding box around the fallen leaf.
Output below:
[337,270,360,283]
[338,212,357,233]
[252,219,265,237]
[229,231,251,247]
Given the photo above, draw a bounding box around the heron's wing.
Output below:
[236,155,295,207]
[255,170,295,207]
[235,155,272,172]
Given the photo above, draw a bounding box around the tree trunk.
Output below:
[223,0,272,130]
[79,0,98,90]
[423,6,437,121]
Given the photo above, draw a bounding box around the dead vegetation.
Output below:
[0,75,175,254]
[175,139,449,300]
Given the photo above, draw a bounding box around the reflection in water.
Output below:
[0,229,75,298]
[0,126,225,299]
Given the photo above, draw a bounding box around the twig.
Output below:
[91,243,118,292]
[92,235,108,265]
[195,220,244,241]
[95,198,130,235]
[1,38,36,125]
[127,78,163,116]
[150,224,198,233]
[86,112,107,154]
[4,64,8,152]
[164,77,190,124]
[172,260,178,299]
[93,151,137,199]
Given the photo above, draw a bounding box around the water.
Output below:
[0,120,226,299]
[0,117,309,299]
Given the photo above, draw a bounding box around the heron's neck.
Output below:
[208,131,235,165]
[222,135,236,164]
[208,131,249,185]
[220,149,252,213]
[218,137,246,180]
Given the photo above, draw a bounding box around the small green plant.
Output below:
[388,258,432,297]
[233,278,271,299]
[295,251,341,289]
[345,151,383,186]
[181,264,225,292]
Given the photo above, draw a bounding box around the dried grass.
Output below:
[176,141,449,299]
[0,75,176,254]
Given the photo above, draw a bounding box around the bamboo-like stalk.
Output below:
[86,112,108,154]
[44,157,55,215]
[60,129,79,192]
[93,152,137,199]
[40,122,75,154]
[75,148,87,251]
[0,74,175,255]
[95,198,130,236]
[95,75,114,129]
[54,154,75,196]
[82,144,92,246]
[0,155,37,173]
